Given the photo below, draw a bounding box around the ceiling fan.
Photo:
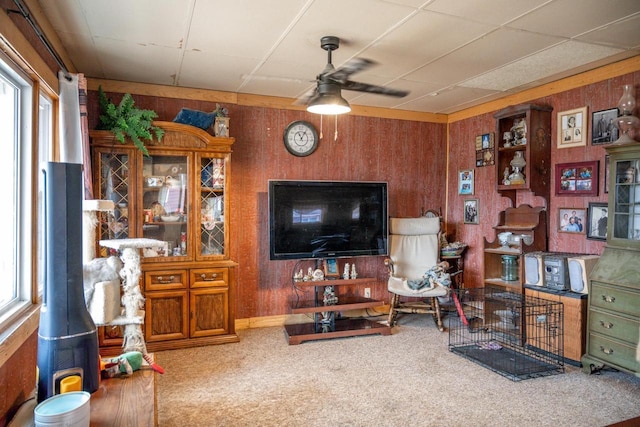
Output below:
[300,36,410,114]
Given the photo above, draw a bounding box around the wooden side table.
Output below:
[442,246,467,288]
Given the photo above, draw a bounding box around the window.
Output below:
[0,53,35,327]
[37,93,53,297]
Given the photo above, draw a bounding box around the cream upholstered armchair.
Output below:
[385,216,450,331]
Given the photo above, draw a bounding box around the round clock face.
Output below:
[283,121,318,157]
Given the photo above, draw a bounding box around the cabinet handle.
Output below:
[599,320,614,329]
[157,275,175,284]
[201,273,218,281]
[599,346,614,355]
[601,295,616,303]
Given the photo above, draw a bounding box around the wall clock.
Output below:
[283,121,319,157]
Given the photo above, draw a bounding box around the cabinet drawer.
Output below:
[587,333,640,373]
[588,308,640,344]
[191,268,228,288]
[590,281,640,317]
[145,270,188,291]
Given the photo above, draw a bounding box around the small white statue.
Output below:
[293,269,304,282]
[350,263,358,280]
[343,263,350,280]
[503,167,511,185]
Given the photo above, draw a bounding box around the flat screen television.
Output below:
[269,180,388,260]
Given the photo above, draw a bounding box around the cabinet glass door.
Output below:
[199,156,226,257]
[96,150,131,257]
[142,154,189,258]
[613,158,640,241]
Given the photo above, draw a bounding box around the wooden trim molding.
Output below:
[0,9,58,93]
[0,305,40,366]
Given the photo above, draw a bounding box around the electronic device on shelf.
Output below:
[268,180,388,260]
[544,254,571,291]
[524,251,551,286]
[567,255,600,294]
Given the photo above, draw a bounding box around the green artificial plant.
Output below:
[97,86,164,155]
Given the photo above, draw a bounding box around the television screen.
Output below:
[269,180,388,260]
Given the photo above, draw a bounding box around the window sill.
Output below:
[0,304,40,366]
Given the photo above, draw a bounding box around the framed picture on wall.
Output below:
[558,207,587,234]
[323,258,340,279]
[475,133,495,167]
[557,107,587,149]
[458,169,474,195]
[555,161,599,196]
[591,108,619,145]
[463,199,479,224]
[587,202,608,240]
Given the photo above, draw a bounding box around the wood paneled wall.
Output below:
[87,92,447,319]
[447,71,640,288]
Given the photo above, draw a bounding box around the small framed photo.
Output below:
[475,133,495,167]
[458,169,474,195]
[587,202,608,240]
[557,107,587,149]
[558,207,587,234]
[555,161,599,196]
[463,199,479,224]
[323,258,339,279]
[591,108,619,145]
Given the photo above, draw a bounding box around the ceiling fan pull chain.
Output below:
[334,115,338,141]
[320,114,323,139]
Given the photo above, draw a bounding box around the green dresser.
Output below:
[582,142,640,376]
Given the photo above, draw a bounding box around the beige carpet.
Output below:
[156,315,640,427]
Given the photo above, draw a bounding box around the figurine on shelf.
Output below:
[350,263,358,280]
[343,263,350,280]
[323,285,338,305]
[503,131,512,148]
[503,167,511,185]
[312,268,324,281]
[293,269,304,282]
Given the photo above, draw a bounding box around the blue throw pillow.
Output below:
[173,108,214,129]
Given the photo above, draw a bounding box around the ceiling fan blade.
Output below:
[324,58,375,82]
[341,80,409,97]
[294,87,318,105]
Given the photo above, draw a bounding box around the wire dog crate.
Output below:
[449,287,564,381]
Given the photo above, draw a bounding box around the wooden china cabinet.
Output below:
[90,121,239,354]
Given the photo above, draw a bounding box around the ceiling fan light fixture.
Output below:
[307,82,351,115]
[307,94,351,115]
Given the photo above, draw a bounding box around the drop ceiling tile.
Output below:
[460,40,624,91]
[81,0,193,47]
[577,14,640,49]
[185,0,308,58]
[353,10,496,78]
[398,85,500,113]
[54,30,104,77]
[38,0,92,36]
[179,52,263,92]
[93,38,182,86]
[405,28,564,85]
[507,0,640,38]
[266,0,417,67]
[424,0,549,26]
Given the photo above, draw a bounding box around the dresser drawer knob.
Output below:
[601,295,616,303]
[201,273,218,281]
[599,320,614,329]
[157,275,175,284]
[599,346,614,355]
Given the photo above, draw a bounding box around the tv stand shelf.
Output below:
[285,278,391,345]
